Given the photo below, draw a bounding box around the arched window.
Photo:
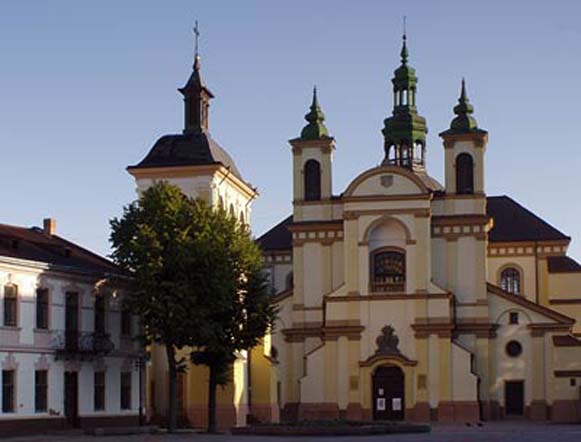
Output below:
[304,160,321,201]
[371,249,405,292]
[456,153,474,194]
[501,267,521,294]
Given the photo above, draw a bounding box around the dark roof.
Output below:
[548,256,581,273]
[553,335,581,347]
[0,223,120,275]
[487,196,569,243]
[258,195,570,252]
[128,131,242,179]
[256,215,293,252]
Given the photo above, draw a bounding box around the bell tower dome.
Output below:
[382,33,428,171]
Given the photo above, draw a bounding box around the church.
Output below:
[133,30,581,427]
[258,34,581,423]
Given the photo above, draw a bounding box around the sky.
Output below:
[0,1,580,260]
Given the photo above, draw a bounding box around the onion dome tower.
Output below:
[381,33,428,171]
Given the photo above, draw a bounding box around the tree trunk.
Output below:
[207,364,218,433]
[166,344,178,433]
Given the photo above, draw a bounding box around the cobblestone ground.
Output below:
[4,423,581,442]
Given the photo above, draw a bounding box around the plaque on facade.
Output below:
[380,175,394,188]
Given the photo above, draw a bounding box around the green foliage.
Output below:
[109,181,277,432]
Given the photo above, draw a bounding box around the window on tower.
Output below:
[304,159,321,201]
[371,248,406,292]
[500,267,521,295]
[456,153,474,194]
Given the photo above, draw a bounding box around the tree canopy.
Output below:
[109,181,276,432]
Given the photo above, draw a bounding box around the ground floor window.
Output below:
[120,372,131,410]
[2,369,15,413]
[94,371,105,411]
[35,370,48,412]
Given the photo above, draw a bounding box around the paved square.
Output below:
[4,423,581,442]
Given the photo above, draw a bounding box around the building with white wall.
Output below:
[0,219,142,435]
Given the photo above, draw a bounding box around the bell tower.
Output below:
[439,79,488,202]
[382,33,428,171]
[289,88,335,222]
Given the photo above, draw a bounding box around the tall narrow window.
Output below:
[94,296,105,335]
[121,308,132,337]
[501,268,521,294]
[304,159,321,201]
[35,370,48,412]
[65,292,79,351]
[120,372,132,410]
[371,250,406,292]
[36,288,49,329]
[456,153,474,194]
[94,371,105,411]
[4,284,17,327]
[2,370,15,413]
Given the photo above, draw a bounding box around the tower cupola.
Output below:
[179,23,214,134]
[382,33,427,171]
[300,87,330,140]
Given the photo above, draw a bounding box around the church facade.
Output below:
[258,35,581,423]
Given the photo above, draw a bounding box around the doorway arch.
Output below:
[372,365,405,421]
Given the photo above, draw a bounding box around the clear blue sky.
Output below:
[1,1,580,260]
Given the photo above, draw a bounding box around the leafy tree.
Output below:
[109,181,276,433]
[188,207,276,433]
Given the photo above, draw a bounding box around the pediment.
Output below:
[343,166,431,199]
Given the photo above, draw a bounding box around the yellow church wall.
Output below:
[548,272,581,299]
[547,272,581,332]
[552,346,581,400]
[431,196,487,217]
[451,342,478,401]
[487,255,537,302]
[431,237,448,290]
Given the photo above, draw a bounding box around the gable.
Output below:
[487,283,574,325]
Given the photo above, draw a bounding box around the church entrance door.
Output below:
[505,380,524,416]
[372,365,405,421]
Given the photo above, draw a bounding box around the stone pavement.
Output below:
[3,423,581,442]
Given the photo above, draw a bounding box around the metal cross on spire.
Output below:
[193,20,200,57]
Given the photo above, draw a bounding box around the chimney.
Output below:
[43,218,56,235]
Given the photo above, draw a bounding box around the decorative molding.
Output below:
[2,353,18,370]
[34,354,50,371]
[359,353,418,368]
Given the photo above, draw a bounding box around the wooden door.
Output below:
[372,365,405,421]
[505,380,524,416]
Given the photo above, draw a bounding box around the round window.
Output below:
[506,340,523,357]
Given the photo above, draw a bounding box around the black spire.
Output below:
[178,22,214,134]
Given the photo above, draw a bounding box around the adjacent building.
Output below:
[0,219,142,435]
[258,35,581,423]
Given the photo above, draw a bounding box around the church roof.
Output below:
[257,215,293,252]
[0,223,120,275]
[127,131,243,179]
[257,195,570,251]
[487,196,569,243]
[547,255,581,273]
